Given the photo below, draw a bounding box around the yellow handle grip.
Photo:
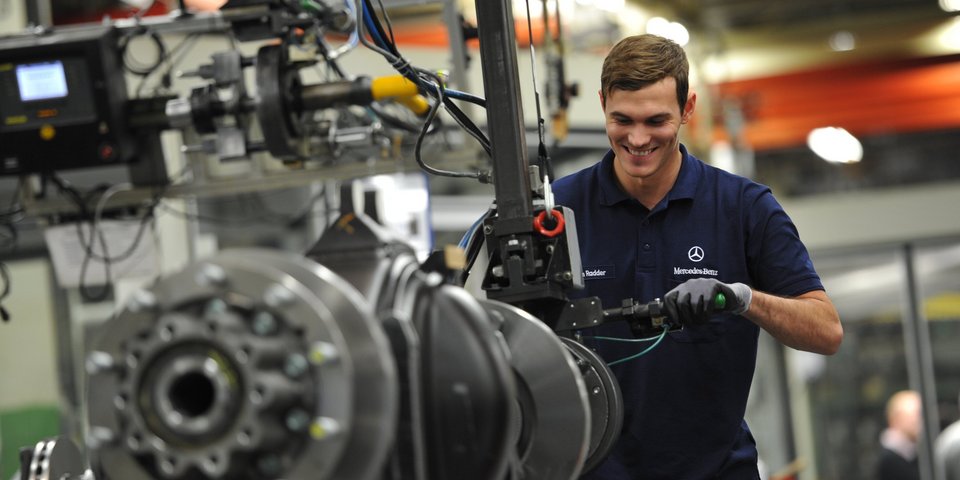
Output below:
[370,75,431,116]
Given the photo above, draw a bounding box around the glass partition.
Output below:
[914,242,960,438]
[803,247,908,480]
[783,241,960,480]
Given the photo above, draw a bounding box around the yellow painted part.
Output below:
[858,292,960,323]
[371,75,419,99]
[396,95,430,116]
[371,75,430,115]
[924,292,960,320]
[5,115,27,126]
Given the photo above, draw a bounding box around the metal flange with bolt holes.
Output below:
[85,249,397,480]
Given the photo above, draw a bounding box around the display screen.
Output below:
[16,60,69,102]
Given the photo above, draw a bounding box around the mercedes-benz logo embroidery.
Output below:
[688,246,705,262]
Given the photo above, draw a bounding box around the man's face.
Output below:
[601,78,694,184]
[899,394,923,442]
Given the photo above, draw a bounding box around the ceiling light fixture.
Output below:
[940,0,960,13]
[807,127,863,164]
[829,31,856,51]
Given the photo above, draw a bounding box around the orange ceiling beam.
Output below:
[714,54,960,151]
[387,18,552,47]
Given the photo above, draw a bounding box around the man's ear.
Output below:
[598,89,605,111]
[681,91,697,124]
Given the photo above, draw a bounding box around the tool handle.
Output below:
[714,292,726,310]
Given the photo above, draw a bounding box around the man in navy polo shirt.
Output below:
[552,34,843,479]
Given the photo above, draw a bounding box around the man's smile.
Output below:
[624,145,656,157]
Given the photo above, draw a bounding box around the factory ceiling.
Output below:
[665,0,949,32]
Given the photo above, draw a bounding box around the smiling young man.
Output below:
[551,34,843,479]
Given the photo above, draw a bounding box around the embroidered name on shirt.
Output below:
[583,266,615,280]
[674,267,719,276]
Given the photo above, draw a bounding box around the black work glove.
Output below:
[663,278,752,326]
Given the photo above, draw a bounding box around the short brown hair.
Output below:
[600,34,689,111]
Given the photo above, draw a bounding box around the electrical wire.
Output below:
[356,0,397,59]
[413,70,486,179]
[74,184,156,264]
[356,2,486,109]
[136,31,203,97]
[457,207,495,285]
[458,214,486,250]
[600,328,670,367]
[357,2,484,105]
[0,183,15,320]
[119,26,168,77]
[324,0,360,60]
[581,334,663,343]
[320,41,443,136]
[309,8,445,137]
[77,220,114,302]
[522,0,556,182]
[356,4,491,171]
[524,0,547,145]
[441,97,491,155]
[0,182,24,224]
[373,0,398,47]
[46,175,158,302]
[0,261,10,322]
[89,183,146,261]
[355,0,491,158]
[443,89,487,107]
[50,162,201,300]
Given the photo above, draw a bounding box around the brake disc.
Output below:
[481,299,591,480]
[86,249,396,480]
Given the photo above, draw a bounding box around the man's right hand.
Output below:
[663,278,752,326]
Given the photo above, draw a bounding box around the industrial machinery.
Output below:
[0,25,131,174]
[3,1,695,479]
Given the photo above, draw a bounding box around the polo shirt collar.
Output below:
[598,150,628,206]
[597,144,700,207]
[668,144,699,202]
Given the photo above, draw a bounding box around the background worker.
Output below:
[876,389,922,480]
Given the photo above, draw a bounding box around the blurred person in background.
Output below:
[877,390,922,480]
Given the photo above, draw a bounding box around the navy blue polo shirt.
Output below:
[552,145,823,480]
